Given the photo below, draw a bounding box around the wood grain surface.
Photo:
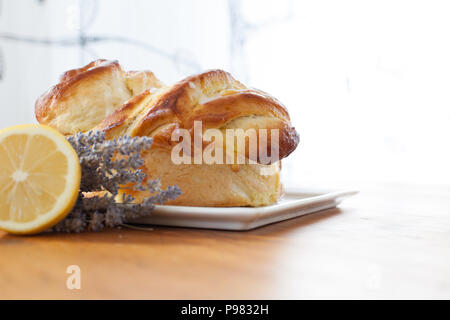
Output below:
[1,184,450,299]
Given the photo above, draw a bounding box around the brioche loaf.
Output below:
[35,60,299,206]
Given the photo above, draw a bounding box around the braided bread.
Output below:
[35,59,164,135]
[35,60,299,206]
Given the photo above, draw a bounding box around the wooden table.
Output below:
[1,184,450,299]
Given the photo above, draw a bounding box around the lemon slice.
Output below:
[0,124,81,234]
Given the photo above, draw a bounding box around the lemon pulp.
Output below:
[0,124,81,234]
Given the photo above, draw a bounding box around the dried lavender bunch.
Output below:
[50,131,181,232]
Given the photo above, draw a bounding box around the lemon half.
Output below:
[0,124,81,234]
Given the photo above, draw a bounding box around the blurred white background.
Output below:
[1,0,449,189]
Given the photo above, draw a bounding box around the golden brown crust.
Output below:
[96,69,299,162]
[58,59,116,83]
[35,59,164,135]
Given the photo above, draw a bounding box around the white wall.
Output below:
[0,0,230,124]
[240,0,450,187]
[1,0,449,187]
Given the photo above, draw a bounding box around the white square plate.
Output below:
[129,189,358,231]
